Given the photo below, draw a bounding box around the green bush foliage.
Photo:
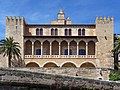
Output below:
[109,72,120,81]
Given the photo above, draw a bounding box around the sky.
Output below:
[0,0,120,39]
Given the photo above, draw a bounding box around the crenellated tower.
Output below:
[6,16,26,61]
[96,16,114,69]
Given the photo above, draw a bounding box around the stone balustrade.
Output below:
[25,55,96,59]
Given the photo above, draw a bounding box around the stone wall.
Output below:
[0,55,7,67]
[0,68,119,90]
[10,68,110,80]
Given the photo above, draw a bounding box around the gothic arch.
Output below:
[26,62,40,67]
[43,40,50,55]
[70,40,77,55]
[79,41,86,55]
[61,40,68,55]
[25,40,32,55]
[88,41,95,55]
[34,40,41,55]
[52,40,59,55]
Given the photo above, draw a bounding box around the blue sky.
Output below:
[0,0,120,39]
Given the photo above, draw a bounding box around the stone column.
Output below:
[41,42,43,57]
[86,42,88,58]
[68,42,70,57]
[77,42,79,58]
[32,41,34,58]
[50,42,52,57]
[59,42,61,58]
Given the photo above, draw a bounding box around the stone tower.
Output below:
[6,16,26,60]
[96,16,114,69]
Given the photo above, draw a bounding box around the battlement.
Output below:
[6,16,26,25]
[96,16,114,24]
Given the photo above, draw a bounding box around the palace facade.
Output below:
[5,8,114,68]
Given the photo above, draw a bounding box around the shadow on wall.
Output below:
[11,57,25,67]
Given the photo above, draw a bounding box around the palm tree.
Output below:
[113,34,120,69]
[0,37,21,67]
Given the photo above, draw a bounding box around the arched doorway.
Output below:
[26,62,39,67]
[25,40,32,55]
[43,62,58,67]
[62,62,76,67]
[80,62,95,68]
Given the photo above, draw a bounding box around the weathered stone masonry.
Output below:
[0,68,119,90]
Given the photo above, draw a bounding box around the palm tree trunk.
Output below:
[8,54,11,67]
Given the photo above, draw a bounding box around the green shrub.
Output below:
[109,73,120,81]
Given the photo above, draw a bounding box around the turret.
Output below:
[95,16,114,69]
[6,16,26,61]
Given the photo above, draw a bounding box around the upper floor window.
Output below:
[69,29,71,36]
[82,29,85,36]
[65,29,72,36]
[65,29,67,36]
[78,28,85,36]
[40,28,43,36]
[51,28,58,36]
[78,29,81,35]
[36,28,43,36]
[51,28,54,35]
[55,28,58,35]
[36,28,39,35]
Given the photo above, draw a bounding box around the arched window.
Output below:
[82,29,85,36]
[36,28,43,36]
[65,29,67,36]
[40,28,43,36]
[65,29,72,36]
[69,29,71,36]
[51,28,54,36]
[55,28,58,35]
[78,29,81,36]
[36,28,39,35]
